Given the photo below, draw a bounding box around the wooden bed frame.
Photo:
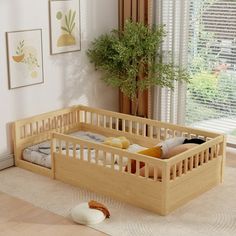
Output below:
[12,105,226,215]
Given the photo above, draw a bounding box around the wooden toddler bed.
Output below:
[12,105,226,215]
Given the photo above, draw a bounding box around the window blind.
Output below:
[153,0,236,140]
[186,0,236,137]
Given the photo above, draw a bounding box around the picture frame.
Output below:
[49,0,81,55]
[6,29,44,90]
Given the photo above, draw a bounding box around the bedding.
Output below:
[23,131,146,169]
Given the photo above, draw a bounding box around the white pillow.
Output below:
[156,137,185,158]
[71,202,105,225]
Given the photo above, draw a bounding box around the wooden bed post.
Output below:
[51,135,56,179]
[220,134,227,183]
[161,161,170,215]
[12,122,20,166]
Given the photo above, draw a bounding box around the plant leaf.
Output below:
[70,11,76,29]
[65,15,69,32]
[70,22,75,33]
[69,9,72,23]
[61,26,70,33]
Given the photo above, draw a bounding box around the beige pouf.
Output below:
[71,202,106,225]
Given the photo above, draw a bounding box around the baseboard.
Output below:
[0,154,14,170]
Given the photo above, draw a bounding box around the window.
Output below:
[186,0,236,139]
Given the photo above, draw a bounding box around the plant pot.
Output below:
[12,54,24,63]
[57,34,76,47]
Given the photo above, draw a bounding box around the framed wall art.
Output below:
[49,0,81,55]
[6,29,44,89]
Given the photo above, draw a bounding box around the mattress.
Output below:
[23,131,146,169]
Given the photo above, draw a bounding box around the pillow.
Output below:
[138,146,162,158]
[165,143,199,159]
[156,137,185,159]
[103,136,130,149]
[127,144,146,153]
[183,138,205,145]
[71,202,106,225]
[125,146,162,174]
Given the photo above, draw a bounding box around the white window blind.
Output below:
[186,0,236,137]
[154,0,236,140]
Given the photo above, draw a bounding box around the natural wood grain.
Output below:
[0,192,106,236]
[12,105,226,216]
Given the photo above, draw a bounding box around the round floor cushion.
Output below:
[71,202,106,225]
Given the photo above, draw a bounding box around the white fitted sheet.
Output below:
[23,131,146,169]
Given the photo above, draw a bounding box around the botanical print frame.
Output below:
[49,0,81,55]
[6,29,44,90]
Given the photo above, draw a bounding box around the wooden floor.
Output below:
[0,148,235,236]
[0,192,106,236]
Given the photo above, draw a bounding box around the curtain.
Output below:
[118,0,153,118]
[153,0,190,124]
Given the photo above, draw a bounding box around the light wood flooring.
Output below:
[0,148,235,236]
[0,192,106,236]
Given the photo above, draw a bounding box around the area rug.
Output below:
[0,167,235,236]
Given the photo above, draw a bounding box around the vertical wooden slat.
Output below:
[111,153,114,170]
[51,138,56,179]
[200,151,204,165]
[206,149,209,163]
[136,160,140,176]
[136,122,140,135]
[145,163,149,179]
[178,162,182,177]
[116,118,119,130]
[184,159,188,174]
[89,112,92,124]
[95,149,99,164]
[149,126,153,138]
[143,123,146,137]
[59,139,62,156]
[194,155,198,168]
[29,123,32,136]
[73,143,76,159]
[97,114,100,127]
[85,112,88,124]
[36,121,39,134]
[172,165,176,180]
[103,152,106,167]
[128,159,132,173]
[80,145,84,161]
[189,156,193,170]
[88,147,91,163]
[154,166,158,181]
[109,117,113,129]
[129,120,133,133]
[103,115,106,128]
[66,142,69,158]
[122,119,126,131]
[119,156,123,172]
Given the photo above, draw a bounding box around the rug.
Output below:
[0,167,235,236]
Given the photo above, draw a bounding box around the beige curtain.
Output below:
[118,0,153,118]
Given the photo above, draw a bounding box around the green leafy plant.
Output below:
[61,9,76,35]
[87,20,190,115]
[16,40,24,55]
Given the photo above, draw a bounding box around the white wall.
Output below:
[0,0,118,157]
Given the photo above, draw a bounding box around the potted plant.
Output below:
[87,20,190,116]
